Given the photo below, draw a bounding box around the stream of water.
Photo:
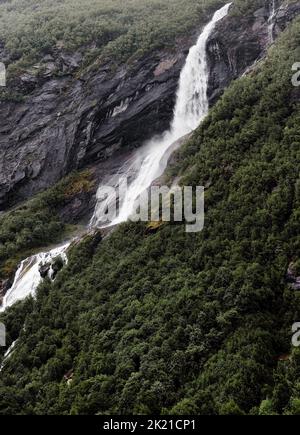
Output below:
[0,3,232,312]
[268,0,277,43]
[91,2,232,227]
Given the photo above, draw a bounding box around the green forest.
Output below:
[0,170,94,283]
[0,0,279,81]
[0,0,225,76]
[0,1,299,414]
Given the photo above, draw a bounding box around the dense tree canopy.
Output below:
[0,0,225,73]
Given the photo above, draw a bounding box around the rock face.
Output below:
[287,262,300,291]
[206,0,300,105]
[0,1,299,211]
[38,255,65,280]
[0,279,11,305]
[0,36,196,210]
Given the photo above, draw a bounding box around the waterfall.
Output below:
[268,0,276,43]
[0,3,232,312]
[0,243,69,312]
[0,340,17,371]
[92,2,232,227]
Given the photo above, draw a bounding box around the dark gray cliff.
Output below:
[0,1,299,211]
[207,0,300,105]
[0,37,194,210]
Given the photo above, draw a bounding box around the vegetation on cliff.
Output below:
[0,170,93,282]
[0,0,225,77]
[0,11,299,415]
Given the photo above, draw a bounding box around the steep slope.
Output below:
[0,11,299,415]
[0,0,299,303]
[0,0,224,209]
[0,0,298,210]
[207,0,300,103]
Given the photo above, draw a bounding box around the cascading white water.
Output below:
[0,3,232,312]
[92,2,232,227]
[0,243,69,312]
[0,339,17,371]
[268,0,276,43]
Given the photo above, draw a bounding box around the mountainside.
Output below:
[0,0,224,209]
[0,0,299,416]
[0,0,299,296]
[0,0,299,212]
[0,0,300,416]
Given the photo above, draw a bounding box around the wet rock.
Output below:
[60,52,82,73]
[38,255,66,280]
[38,262,51,279]
[287,262,300,291]
[254,7,269,19]
[206,1,300,106]
[0,279,11,304]
[276,1,300,33]
[19,72,39,93]
[0,40,193,210]
[42,62,58,78]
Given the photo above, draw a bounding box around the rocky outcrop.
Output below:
[1,2,299,212]
[206,0,300,105]
[38,255,65,280]
[0,279,11,305]
[0,35,197,210]
[287,262,300,291]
